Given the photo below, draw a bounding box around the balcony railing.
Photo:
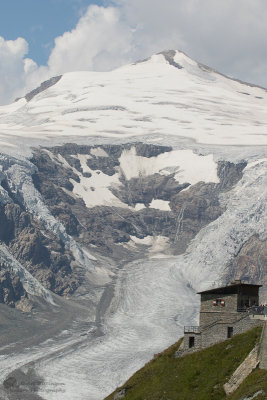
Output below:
[250,306,267,315]
[184,326,200,334]
[237,306,267,315]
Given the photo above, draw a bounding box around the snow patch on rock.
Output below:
[90,147,109,158]
[149,199,171,211]
[128,235,171,257]
[70,154,125,208]
[119,147,219,185]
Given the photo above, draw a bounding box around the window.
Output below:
[213,299,225,306]
[189,336,195,348]
[227,327,233,338]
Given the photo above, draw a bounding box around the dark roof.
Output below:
[197,283,262,295]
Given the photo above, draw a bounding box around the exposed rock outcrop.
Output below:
[25,76,62,102]
[224,345,259,395]
[0,160,80,308]
[227,235,267,301]
[0,143,249,308]
[0,265,27,308]
[30,143,247,259]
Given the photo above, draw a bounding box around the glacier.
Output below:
[32,159,267,399]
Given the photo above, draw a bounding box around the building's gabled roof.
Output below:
[197,282,262,295]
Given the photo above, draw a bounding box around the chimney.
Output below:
[230,279,242,285]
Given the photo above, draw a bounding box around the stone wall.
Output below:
[200,311,241,328]
[182,315,264,351]
[224,346,259,395]
[201,323,230,348]
[200,292,238,313]
[233,316,264,336]
[183,333,202,350]
[200,316,263,348]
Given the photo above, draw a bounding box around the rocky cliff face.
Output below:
[0,156,80,308]
[0,142,249,309]
[31,143,246,259]
[0,264,28,308]
[228,235,267,301]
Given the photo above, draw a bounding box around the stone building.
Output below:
[183,281,264,351]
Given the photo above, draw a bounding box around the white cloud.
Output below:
[1,0,267,105]
[0,37,30,104]
[48,6,132,74]
[0,37,50,105]
[46,2,185,75]
[112,0,267,86]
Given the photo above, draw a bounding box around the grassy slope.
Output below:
[227,369,267,400]
[105,327,263,400]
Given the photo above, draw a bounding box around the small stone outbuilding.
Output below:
[183,281,264,351]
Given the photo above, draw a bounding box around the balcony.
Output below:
[250,305,267,315]
[237,306,267,315]
[184,326,200,334]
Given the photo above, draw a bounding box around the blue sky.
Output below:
[1,0,267,105]
[0,0,105,65]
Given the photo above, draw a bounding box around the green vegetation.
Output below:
[105,327,262,400]
[228,369,267,400]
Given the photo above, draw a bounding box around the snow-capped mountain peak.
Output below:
[0,49,267,157]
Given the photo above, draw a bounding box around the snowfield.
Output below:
[52,147,219,209]
[0,51,267,155]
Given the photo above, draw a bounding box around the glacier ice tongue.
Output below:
[32,158,267,400]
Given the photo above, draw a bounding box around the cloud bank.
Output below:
[0,37,34,104]
[1,0,267,105]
